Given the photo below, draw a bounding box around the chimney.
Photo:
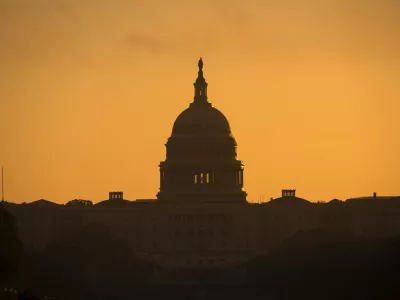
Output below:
[109,191,124,200]
[282,189,296,197]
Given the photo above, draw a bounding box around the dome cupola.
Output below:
[172,58,231,136]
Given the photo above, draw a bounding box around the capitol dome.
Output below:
[157,58,246,203]
[172,103,231,136]
[171,57,231,136]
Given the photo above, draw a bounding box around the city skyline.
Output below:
[1,0,399,203]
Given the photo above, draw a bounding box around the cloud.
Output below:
[200,0,400,64]
[0,0,399,67]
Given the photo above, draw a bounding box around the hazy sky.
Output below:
[1,0,399,203]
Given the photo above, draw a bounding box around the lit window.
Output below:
[194,172,215,184]
[236,170,243,186]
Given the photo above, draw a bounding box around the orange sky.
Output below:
[0,0,399,203]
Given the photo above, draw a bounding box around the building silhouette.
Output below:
[157,58,246,204]
[3,58,400,272]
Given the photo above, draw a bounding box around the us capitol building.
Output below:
[4,58,400,270]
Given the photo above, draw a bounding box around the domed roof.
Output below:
[172,103,231,135]
[269,196,311,206]
[171,58,232,136]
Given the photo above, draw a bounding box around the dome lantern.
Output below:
[193,57,209,104]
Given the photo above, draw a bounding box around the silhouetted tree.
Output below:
[0,204,23,284]
[244,229,400,299]
[65,199,93,207]
[31,222,152,298]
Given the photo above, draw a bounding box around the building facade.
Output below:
[4,59,400,271]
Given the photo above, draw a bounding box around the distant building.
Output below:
[4,59,400,270]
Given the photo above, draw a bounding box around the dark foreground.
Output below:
[2,206,400,300]
[2,284,400,300]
